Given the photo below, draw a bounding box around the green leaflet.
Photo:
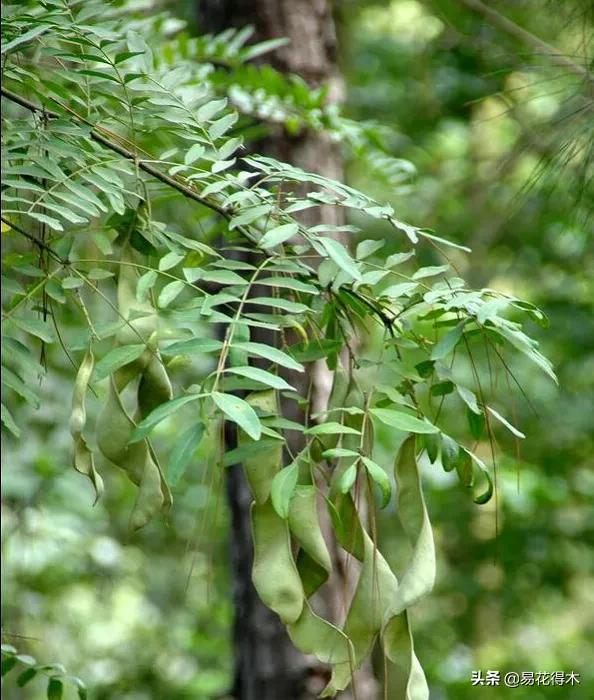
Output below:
[320,237,362,280]
[227,366,296,391]
[214,391,262,441]
[232,341,304,372]
[361,456,392,508]
[223,438,283,467]
[70,351,103,503]
[270,461,299,519]
[259,222,299,248]
[370,408,439,434]
[486,406,526,439]
[94,344,147,381]
[430,320,467,360]
[130,394,202,443]
[167,422,205,486]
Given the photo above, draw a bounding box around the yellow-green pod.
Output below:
[115,313,160,349]
[137,355,173,418]
[251,500,304,624]
[129,453,165,531]
[96,378,145,486]
[70,351,104,503]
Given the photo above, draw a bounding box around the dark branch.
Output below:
[0,87,261,244]
[0,215,67,265]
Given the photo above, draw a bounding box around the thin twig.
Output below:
[456,0,593,86]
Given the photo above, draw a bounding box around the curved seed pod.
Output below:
[381,612,429,700]
[323,529,398,696]
[93,245,173,530]
[296,550,329,598]
[138,355,173,417]
[148,441,172,515]
[385,436,435,616]
[288,601,354,666]
[129,452,165,531]
[96,378,146,485]
[70,351,103,503]
[97,380,167,527]
[115,314,160,349]
[251,500,304,624]
[288,485,332,574]
[238,390,282,503]
[332,493,365,561]
[380,436,433,700]
[329,378,365,501]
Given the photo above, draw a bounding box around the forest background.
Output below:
[1,1,593,699]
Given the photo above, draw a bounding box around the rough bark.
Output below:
[198,2,378,699]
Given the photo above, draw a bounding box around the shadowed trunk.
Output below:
[198,2,378,698]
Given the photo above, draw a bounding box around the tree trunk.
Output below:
[198,2,378,699]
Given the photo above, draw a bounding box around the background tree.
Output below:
[196,1,377,697]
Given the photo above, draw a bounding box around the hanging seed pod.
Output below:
[251,500,304,624]
[94,244,172,529]
[238,390,283,504]
[70,350,103,503]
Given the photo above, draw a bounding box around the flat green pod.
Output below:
[138,355,173,417]
[96,379,137,467]
[148,441,173,515]
[380,436,433,700]
[288,485,332,574]
[129,453,165,531]
[288,601,354,666]
[381,612,429,700]
[70,351,104,503]
[332,493,365,562]
[323,529,398,695]
[239,390,282,503]
[296,550,329,598]
[251,500,304,625]
[97,378,152,488]
[385,436,435,616]
[115,313,160,349]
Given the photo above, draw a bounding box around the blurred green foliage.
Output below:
[341,1,593,698]
[2,1,592,699]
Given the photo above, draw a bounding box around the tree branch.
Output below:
[457,0,593,85]
[0,215,67,265]
[0,87,256,237]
